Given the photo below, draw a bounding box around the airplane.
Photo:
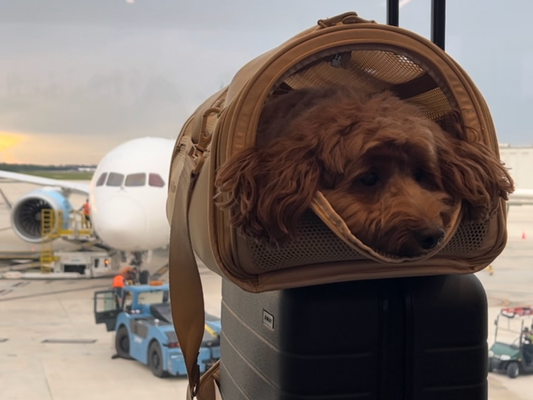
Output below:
[0,136,175,267]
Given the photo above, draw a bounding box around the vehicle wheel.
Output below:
[148,341,169,378]
[488,360,494,373]
[115,326,132,359]
[139,270,150,285]
[507,362,519,379]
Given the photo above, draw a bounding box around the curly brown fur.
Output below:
[215,87,514,257]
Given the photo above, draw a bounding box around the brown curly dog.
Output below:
[215,87,514,257]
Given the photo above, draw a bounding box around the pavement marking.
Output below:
[487,296,510,307]
[0,283,110,302]
[151,263,169,280]
[12,281,30,287]
[42,338,97,344]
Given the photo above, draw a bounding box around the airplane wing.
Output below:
[0,170,90,195]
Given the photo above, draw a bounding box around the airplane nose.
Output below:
[93,196,146,250]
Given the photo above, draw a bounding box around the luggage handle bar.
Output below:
[387,0,446,50]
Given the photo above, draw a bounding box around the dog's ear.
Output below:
[215,142,320,244]
[435,118,514,221]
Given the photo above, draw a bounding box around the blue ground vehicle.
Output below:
[94,284,221,377]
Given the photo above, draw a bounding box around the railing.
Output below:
[39,208,95,272]
[40,209,58,272]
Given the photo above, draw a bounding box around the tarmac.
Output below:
[1,181,533,399]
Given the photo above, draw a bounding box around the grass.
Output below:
[23,171,94,180]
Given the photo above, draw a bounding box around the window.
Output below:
[96,172,107,187]
[106,172,124,187]
[149,173,165,187]
[125,173,146,187]
[139,290,169,305]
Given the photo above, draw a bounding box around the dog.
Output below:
[215,86,514,257]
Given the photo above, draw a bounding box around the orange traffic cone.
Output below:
[522,231,527,240]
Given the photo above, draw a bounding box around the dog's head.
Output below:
[215,87,514,257]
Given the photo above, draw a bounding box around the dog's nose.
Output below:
[415,228,445,250]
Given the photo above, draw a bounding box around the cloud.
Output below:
[0,26,285,143]
[0,1,386,31]
[0,132,130,165]
[0,132,29,163]
[0,0,532,165]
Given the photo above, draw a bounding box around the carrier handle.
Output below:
[317,11,374,28]
[191,107,222,176]
[197,107,222,154]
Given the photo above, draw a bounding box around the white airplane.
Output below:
[0,137,174,264]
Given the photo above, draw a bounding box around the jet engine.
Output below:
[11,188,73,243]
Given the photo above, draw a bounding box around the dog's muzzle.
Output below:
[416,228,445,250]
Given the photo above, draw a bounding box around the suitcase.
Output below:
[220,274,488,400]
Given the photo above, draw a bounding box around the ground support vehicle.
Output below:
[94,284,221,377]
[500,306,532,318]
[488,310,533,378]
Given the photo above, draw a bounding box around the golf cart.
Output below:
[488,310,533,378]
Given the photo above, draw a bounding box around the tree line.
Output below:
[0,163,96,172]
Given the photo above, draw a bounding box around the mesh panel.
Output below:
[284,49,450,124]
[249,211,363,272]
[439,221,489,255]
[286,50,425,89]
[407,88,452,123]
[247,211,489,273]
[350,50,426,84]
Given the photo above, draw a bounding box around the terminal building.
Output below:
[499,145,533,190]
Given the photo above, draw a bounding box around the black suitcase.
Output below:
[220,274,488,400]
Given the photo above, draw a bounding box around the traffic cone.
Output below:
[522,231,527,240]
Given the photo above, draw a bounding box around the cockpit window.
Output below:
[96,172,107,187]
[125,173,146,187]
[106,172,124,187]
[149,173,165,187]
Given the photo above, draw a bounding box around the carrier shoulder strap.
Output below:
[196,361,222,400]
[169,152,209,398]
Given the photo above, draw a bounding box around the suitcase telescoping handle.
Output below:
[387,0,446,50]
[431,0,446,50]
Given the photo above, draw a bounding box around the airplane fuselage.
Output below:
[89,137,174,252]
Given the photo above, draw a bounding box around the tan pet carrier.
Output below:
[166,12,513,398]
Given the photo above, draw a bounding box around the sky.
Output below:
[0,0,532,164]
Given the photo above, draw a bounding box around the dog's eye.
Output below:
[414,168,424,182]
[359,173,379,187]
